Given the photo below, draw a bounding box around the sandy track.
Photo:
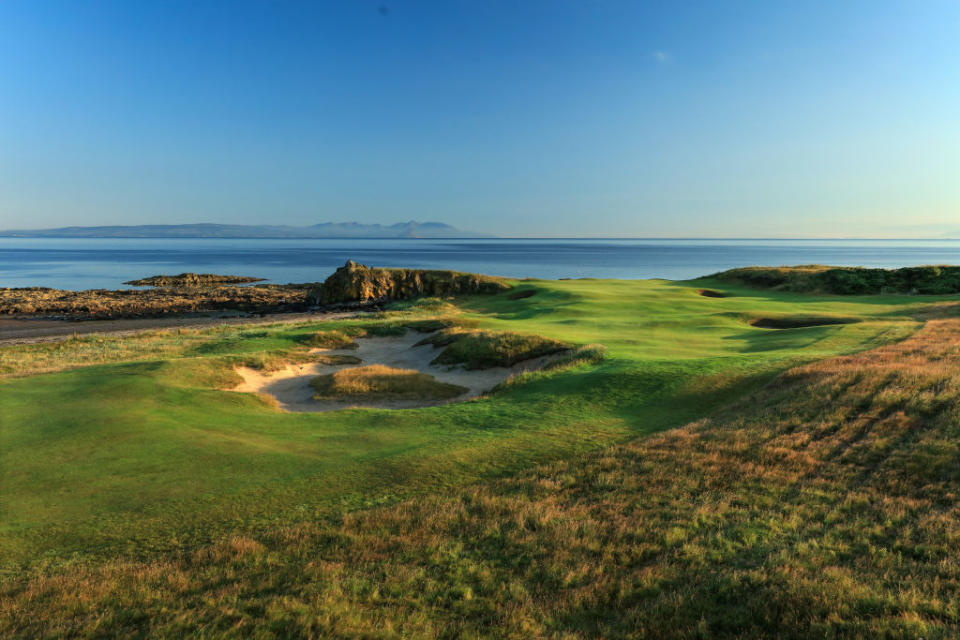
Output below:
[234,331,558,412]
[0,311,361,346]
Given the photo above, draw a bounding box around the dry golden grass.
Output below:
[310,364,468,401]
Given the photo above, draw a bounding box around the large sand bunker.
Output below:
[233,330,559,412]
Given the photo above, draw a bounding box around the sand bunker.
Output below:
[233,330,560,412]
[697,288,727,298]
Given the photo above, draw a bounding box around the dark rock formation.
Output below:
[124,273,264,287]
[0,284,313,320]
[315,261,509,305]
[0,262,509,320]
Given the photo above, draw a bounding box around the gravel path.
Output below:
[0,311,361,346]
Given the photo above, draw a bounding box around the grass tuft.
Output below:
[300,329,358,349]
[357,323,408,337]
[402,318,458,333]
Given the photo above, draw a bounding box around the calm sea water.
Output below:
[4,237,960,290]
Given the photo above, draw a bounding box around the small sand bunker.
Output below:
[697,289,727,298]
[749,316,860,329]
[233,330,561,412]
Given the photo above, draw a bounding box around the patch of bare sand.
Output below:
[233,331,560,412]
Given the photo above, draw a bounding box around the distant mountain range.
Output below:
[0,221,491,239]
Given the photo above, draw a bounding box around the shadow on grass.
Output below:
[721,324,849,353]
[460,286,581,321]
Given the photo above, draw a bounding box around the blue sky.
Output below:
[0,1,957,237]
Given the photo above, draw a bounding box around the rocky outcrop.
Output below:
[0,262,509,320]
[124,273,264,287]
[315,261,509,305]
[0,284,312,319]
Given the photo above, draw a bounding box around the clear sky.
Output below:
[0,1,957,237]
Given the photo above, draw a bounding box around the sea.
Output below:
[4,237,960,290]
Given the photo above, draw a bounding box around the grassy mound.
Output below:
[300,329,358,349]
[357,323,408,337]
[418,328,571,369]
[717,264,960,295]
[749,315,860,329]
[542,342,607,370]
[386,296,458,313]
[402,318,458,333]
[310,365,467,401]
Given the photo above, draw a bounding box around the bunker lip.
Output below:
[233,330,564,412]
[748,316,861,329]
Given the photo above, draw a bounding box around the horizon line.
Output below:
[3,234,960,241]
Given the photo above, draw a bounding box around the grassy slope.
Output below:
[7,313,958,638]
[0,279,939,573]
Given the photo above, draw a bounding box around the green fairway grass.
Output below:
[0,277,944,569]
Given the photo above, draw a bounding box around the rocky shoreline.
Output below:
[0,261,511,321]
